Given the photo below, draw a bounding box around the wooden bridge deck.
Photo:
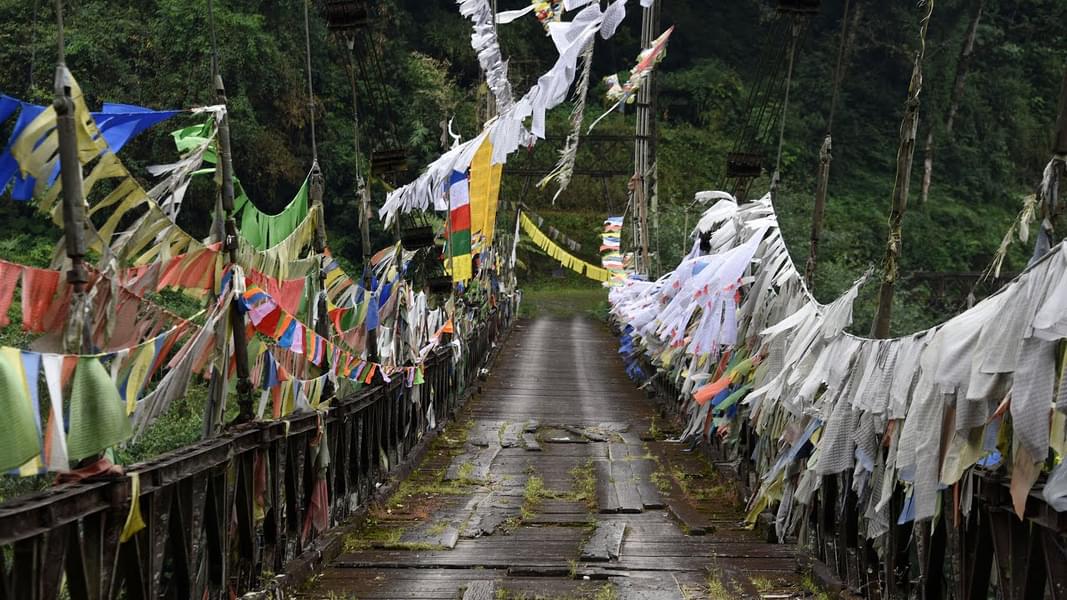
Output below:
[299,316,810,599]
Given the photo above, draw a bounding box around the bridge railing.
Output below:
[646,368,1067,600]
[0,300,513,600]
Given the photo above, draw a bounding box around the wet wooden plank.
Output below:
[461,580,495,600]
[468,422,502,447]
[500,422,525,448]
[459,493,512,538]
[445,445,499,481]
[612,460,645,514]
[666,497,713,536]
[596,460,620,513]
[399,523,460,549]
[608,443,641,460]
[540,426,589,444]
[581,521,627,562]
[564,424,608,442]
[629,458,666,509]
[522,432,541,451]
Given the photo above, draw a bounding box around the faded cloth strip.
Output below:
[537,38,594,203]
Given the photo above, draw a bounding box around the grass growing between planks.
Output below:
[566,459,597,509]
[646,446,742,511]
[706,570,731,600]
[802,574,833,600]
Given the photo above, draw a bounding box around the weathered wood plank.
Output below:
[608,443,641,460]
[564,425,608,442]
[580,521,627,562]
[522,432,542,451]
[629,458,665,509]
[445,446,500,482]
[612,461,645,514]
[596,460,620,513]
[501,423,525,448]
[462,580,495,600]
[468,423,502,447]
[666,498,712,536]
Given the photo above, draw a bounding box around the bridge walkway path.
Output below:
[299,315,810,599]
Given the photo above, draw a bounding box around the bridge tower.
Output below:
[633,0,661,277]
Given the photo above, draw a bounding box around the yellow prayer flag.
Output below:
[119,472,147,542]
[469,138,504,249]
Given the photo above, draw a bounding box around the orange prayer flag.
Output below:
[693,376,731,406]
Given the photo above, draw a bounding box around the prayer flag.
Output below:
[447,170,473,282]
[0,347,39,471]
[469,138,503,249]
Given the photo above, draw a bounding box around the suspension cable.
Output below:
[772,19,801,185]
[826,0,854,134]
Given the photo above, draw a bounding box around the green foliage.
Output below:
[114,382,210,465]
[1,1,1059,336]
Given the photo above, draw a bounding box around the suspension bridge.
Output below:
[0,1,1066,599]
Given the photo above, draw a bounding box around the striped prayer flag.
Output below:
[447,170,473,282]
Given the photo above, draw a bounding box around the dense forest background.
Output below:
[1,0,1065,335]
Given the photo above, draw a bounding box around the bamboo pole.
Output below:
[805,0,860,289]
[52,0,90,355]
[871,0,935,339]
[203,0,254,425]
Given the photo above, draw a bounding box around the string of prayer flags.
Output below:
[446,170,473,282]
[612,191,1067,534]
[519,212,609,283]
[381,0,629,222]
[174,120,313,252]
[0,288,196,474]
[0,258,196,354]
[601,216,627,286]
[0,93,178,201]
[235,177,310,251]
[500,199,583,252]
[155,242,223,296]
[247,269,307,315]
[589,26,675,132]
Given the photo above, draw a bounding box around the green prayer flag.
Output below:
[67,357,132,461]
[171,122,216,162]
[239,178,309,251]
[0,348,40,471]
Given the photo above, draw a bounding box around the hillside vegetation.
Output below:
[1,0,1064,334]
